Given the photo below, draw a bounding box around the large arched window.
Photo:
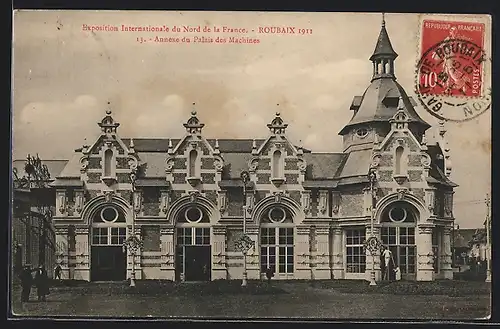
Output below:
[104,149,113,177]
[380,201,417,279]
[395,146,404,175]
[175,205,211,281]
[188,150,198,177]
[260,206,294,277]
[272,150,283,178]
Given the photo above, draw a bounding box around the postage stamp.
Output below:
[415,17,491,122]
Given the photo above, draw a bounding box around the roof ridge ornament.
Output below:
[98,106,120,134]
[267,106,288,135]
[184,102,205,134]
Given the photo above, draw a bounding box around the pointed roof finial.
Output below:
[129,138,135,148]
[382,12,386,27]
[191,102,197,116]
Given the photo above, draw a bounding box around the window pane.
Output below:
[195,228,202,237]
[111,227,118,235]
[269,228,276,244]
[269,247,275,256]
[92,236,100,245]
[195,236,202,245]
[111,236,119,245]
[100,236,107,244]
[119,236,126,245]
[287,234,293,245]
[279,263,285,273]
[279,235,286,245]
[203,237,210,245]
[286,228,293,236]
[287,263,293,273]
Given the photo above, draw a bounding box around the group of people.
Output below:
[380,246,401,281]
[19,265,51,302]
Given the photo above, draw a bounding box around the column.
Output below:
[160,227,175,280]
[54,227,69,279]
[313,227,330,279]
[212,225,227,280]
[417,225,434,281]
[74,227,90,281]
[441,226,453,279]
[246,226,260,280]
[365,226,382,281]
[331,228,344,279]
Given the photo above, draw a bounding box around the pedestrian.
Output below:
[34,266,50,301]
[19,265,33,302]
[382,246,393,280]
[265,266,274,283]
[54,264,62,281]
[380,246,387,280]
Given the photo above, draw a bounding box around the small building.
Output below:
[35,18,457,283]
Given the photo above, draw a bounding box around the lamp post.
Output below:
[123,171,143,288]
[364,168,381,286]
[236,171,254,287]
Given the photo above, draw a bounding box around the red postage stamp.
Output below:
[417,20,486,97]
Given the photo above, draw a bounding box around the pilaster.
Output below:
[441,226,453,279]
[417,224,434,281]
[159,227,175,280]
[212,225,227,280]
[331,228,344,279]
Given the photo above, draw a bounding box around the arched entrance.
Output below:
[175,205,211,281]
[259,205,295,279]
[379,201,418,281]
[90,205,127,281]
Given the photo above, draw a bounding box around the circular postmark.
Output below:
[415,38,491,122]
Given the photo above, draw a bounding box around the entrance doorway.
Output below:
[182,246,211,281]
[91,246,126,281]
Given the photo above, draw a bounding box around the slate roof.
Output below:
[425,144,458,187]
[370,22,398,61]
[339,79,431,134]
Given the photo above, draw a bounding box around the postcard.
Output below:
[11,10,491,320]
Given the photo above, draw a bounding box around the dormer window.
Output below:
[188,149,198,177]
[104,149,113,177]
[101,148,117,186]
[356,128,369,138]
[393,145,408,185]
[395,146,403,175]
[272,150,283,178]
[186,148,201,187]
[271,149,285,187]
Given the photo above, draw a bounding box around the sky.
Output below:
[12,11,491,228]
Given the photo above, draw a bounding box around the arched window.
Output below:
[377,62,383,75]
[104,149,113,177]
[189,150,198,177]
[385,61,390,74]
[272,150,282,178]
[395,146,404,175]
[260,206,294,277]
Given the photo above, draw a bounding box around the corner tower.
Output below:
[339,15,431,153]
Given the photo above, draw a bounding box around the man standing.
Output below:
[54,264,62,281]
[19,265,33,302]
[382,247,393,281]
[35,266,50,301]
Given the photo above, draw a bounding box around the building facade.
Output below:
[49,20,456,282]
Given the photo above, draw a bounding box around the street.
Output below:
[11,281,490,320]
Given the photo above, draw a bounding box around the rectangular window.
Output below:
[142,226,161,251]
[346,229,366,273]
[92,227,108,245]
[260,227,293,274]
[194,227,210,245]
[110,227,126,245]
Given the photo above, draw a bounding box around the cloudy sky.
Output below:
[12,11,491,228]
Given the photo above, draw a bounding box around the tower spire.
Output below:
[370,13,398,81]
